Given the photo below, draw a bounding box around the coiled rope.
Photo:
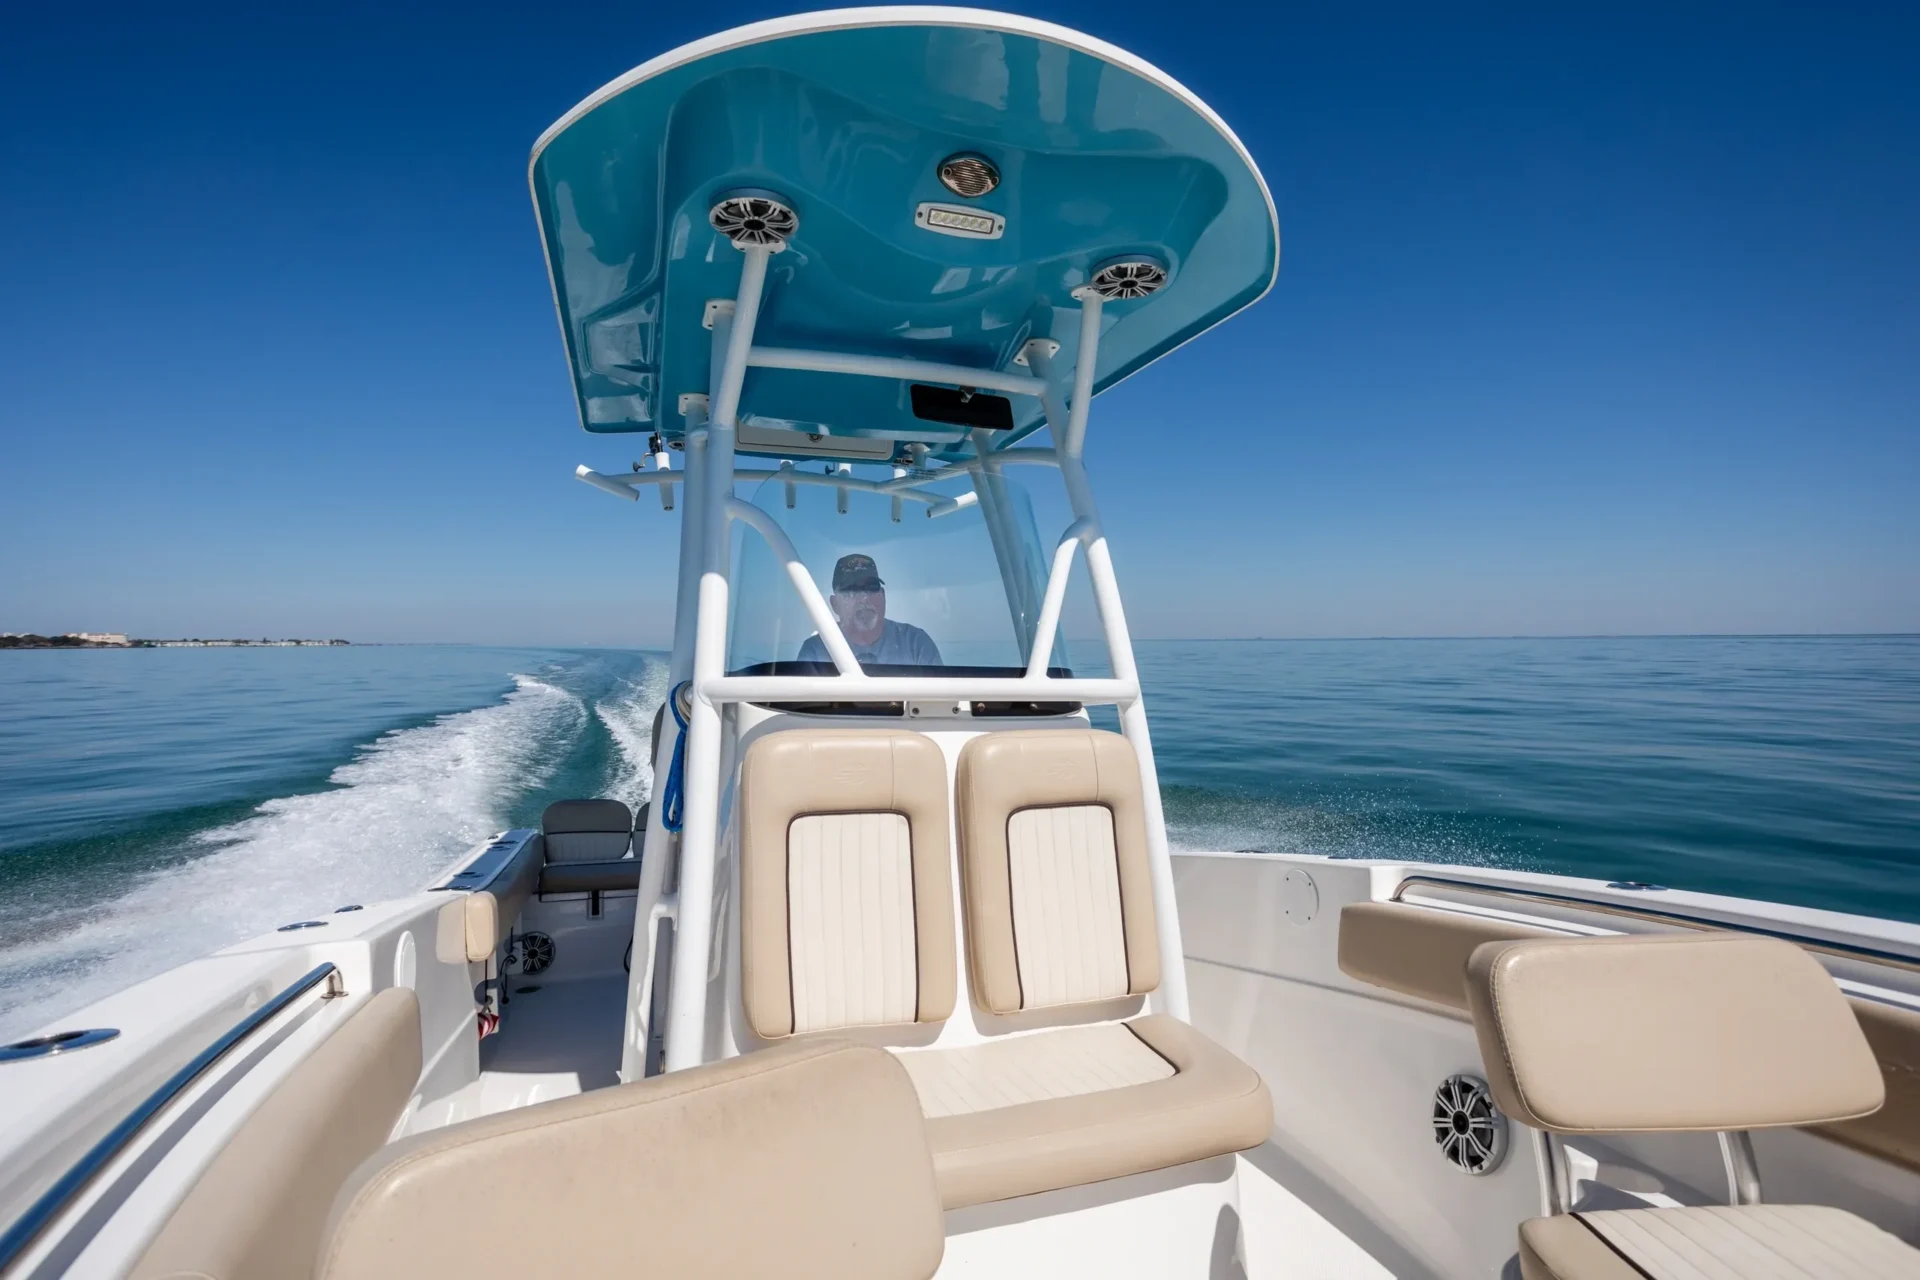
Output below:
[660,680,692,833]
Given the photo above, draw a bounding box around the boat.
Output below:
[3,9,1916,1277]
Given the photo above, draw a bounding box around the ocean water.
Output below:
[2,636,1916,1038]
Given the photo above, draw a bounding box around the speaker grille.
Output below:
[1088,258,1168,300]
[708,193,797,249]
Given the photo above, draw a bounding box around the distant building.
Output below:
[67,632,130,646]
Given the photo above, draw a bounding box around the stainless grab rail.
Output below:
[1395,875,1920,972]
[0,962,343,1273]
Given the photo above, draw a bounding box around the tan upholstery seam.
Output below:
[321,1043,860,1273]
[1122,1020,1177,1074]
[1002,808,1024,1011]
[1568,1214,1656,1280]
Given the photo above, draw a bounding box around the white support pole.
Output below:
[580,466,948,507]
[780,460,796,510]
[1064,292,1104,458]
[969,428,1042,655]
[576,465,640,502]
[724,497,861,676]
[1025,519,1093,678]
[835,462,851,515]
[664,244,768,1073]
[925,490,979,519]
[705,674,1135,704]
[891,464,905,524]
[1050,291,1190,1020]
[668,414,709,685]
[621,410,706,1079]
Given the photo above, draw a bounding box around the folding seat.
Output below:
[538,798,641,894]
[1465,932,1920,1279]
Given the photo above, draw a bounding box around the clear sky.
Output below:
[2,1,1915,644]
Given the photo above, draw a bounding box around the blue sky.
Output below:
[2,1,1915,644]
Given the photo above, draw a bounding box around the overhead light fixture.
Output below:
[916,202,1005,240]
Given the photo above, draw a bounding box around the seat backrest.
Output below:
[316,1038,944,1280]
[956,729,1161,1015]
[131,988,422,1280]
[542,798,632,862]
[740,729,956,1040]
[1466,933,1886,1134]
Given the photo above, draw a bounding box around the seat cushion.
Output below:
[318,1038,944,1280]
[956,730,1160,1014]
[739,729,955,1039]
[1519,1206,1920,1280]
[1467,933,1885,1134]
[902,1014,1271,1209]
[542,798,633,863]
[538,859,642,894]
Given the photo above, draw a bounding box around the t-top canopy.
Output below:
[530,7,1278,461]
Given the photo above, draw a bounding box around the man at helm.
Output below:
[797,554,943,668]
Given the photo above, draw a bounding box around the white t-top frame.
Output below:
[578,238,1189,1073]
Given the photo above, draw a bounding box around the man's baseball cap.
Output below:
[832,554,884,592]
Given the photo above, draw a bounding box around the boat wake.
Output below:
[595,666,670,813]
[0,673,587,1039]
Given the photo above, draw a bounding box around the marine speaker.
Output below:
[708,191,797,249]
[513,931,556,976]
[1086,255,1169,300]
[1432,1074,1507,1174]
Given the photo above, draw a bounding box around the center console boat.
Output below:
[3,10,1916,1277]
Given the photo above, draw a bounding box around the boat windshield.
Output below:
[728,464,1099,677]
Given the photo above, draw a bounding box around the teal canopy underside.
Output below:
[531,12,1277,461]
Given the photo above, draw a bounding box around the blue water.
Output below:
[2,636,1916,1038]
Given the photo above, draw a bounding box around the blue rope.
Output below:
[661,681,691,833]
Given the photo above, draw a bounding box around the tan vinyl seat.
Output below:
[131,988,422,1280]
[1465,933,1919,1280]
[316,1037,944,1280]
[740,728,957,1039]
[904,729,1271,1209]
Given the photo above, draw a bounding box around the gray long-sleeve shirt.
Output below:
[797,619,943,668]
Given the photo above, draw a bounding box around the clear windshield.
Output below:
[727,462,1101,677]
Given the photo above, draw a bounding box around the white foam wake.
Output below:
[0,675,583,1039]
[595,661,670,812]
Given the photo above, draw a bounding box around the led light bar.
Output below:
[915,202,1005,240]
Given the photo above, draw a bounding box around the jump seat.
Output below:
[1465,933,1920,1279]
[738,727,1271,1211]
[537,797,642,894]
[129,987,422,1280]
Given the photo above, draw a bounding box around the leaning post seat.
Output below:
[889,728,1271,1209]
[538,797,641,894]
[1465,933,1919,1279]
[739,729,957,1039]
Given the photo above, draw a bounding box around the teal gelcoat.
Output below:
[530,10,1278,460]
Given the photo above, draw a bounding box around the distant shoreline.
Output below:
[0,635,350,650]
